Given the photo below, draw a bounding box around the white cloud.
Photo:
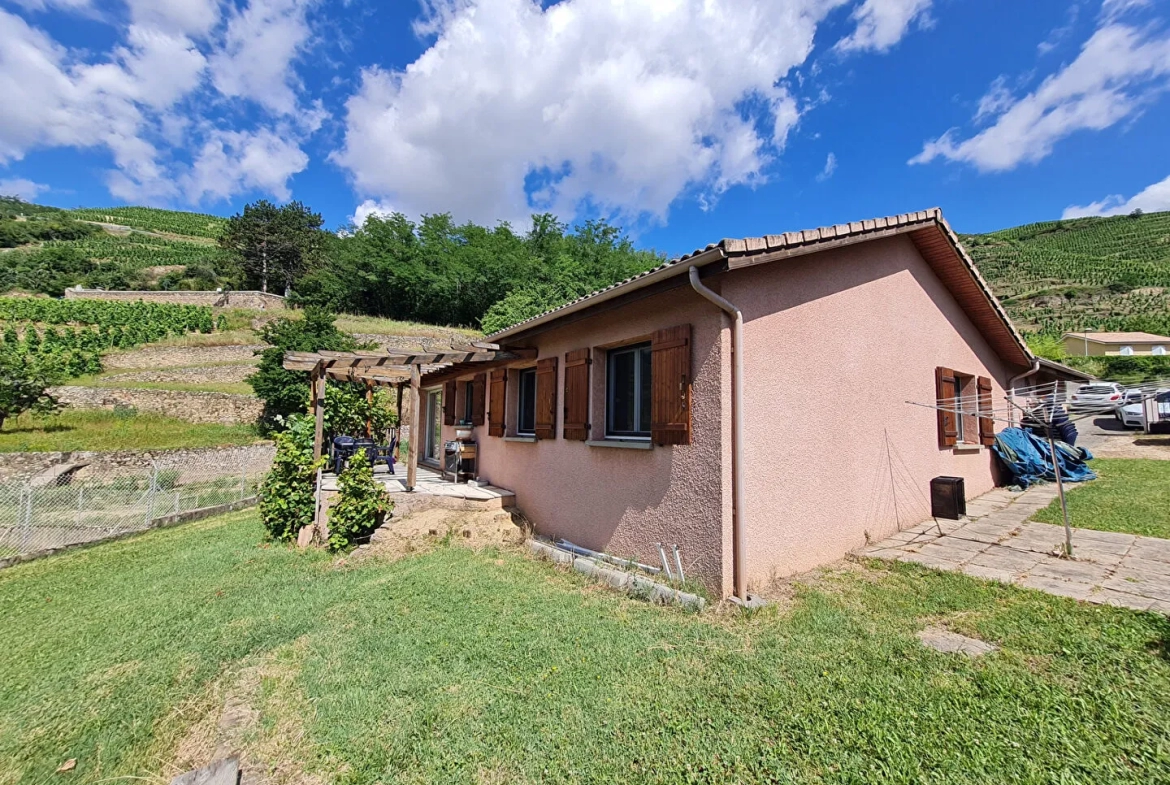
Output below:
[816,152,837,181]
[910,23,1170,172]
[209,0,314,115]
[0,177,48,200]
[182,127,309,202]
[125,0,222,37]
[333,0,890,226]
[1063,173,1170,217]
[1101,0,1152,22]
[351,198,397,228]
[0,1,320,206]
[835,0,933,54]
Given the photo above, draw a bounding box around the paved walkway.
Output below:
[864,485,1170,614]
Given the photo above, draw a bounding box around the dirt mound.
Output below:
[352,506,529,562]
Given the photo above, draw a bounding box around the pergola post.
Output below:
[311,364,325,463]
[406,364,420,491]
[365,379,374,438]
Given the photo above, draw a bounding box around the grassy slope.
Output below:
[961,210,1170,335]
[2,511,1169,784]
[1033,458,1170,539]
[0,410,261,452]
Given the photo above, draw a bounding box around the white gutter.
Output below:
[688,267,748,601]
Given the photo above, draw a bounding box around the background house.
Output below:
[1062,331,1170,357]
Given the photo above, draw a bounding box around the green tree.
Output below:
[247,307,361,431]
[0,351,63,430]
[219,200,325,295]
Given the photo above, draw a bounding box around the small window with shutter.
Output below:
[936,367,994,448]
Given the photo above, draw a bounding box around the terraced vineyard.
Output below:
[961,210,1170,336]
[69,206,227,239]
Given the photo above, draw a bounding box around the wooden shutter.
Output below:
[977,376,995,446]
[562,348,591,441]
[488,369,507,437]
[535,357,557,440]
[651,324,692,445]
[471,373,486,427]
[443,381,456,426]
[935,367,959,447]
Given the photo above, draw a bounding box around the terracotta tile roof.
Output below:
[489,209,948,340]
[1062,331,1170,343]
[487,207,1032,367]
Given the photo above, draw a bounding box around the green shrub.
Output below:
[327,450,392,551]
[258,415,322,542]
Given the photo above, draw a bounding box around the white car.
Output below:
[1118,390,1170,430]
[1114,389,1145,422]
[1068,382,1124,413]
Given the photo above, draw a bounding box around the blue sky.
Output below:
[1,0,1169,257]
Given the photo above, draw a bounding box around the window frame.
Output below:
[605,341,652,439]
[462,380,475,425]
[516,367,537,436]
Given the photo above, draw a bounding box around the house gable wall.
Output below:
[724,234,1012,587]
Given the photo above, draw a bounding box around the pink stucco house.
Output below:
[417,208,1055,599]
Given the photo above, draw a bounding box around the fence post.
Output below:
[20,484,32,553]
[144,461,159,526]
[76,484,84,528]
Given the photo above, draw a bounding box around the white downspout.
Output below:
[1008,359,1041,426]
[688,267,748,601]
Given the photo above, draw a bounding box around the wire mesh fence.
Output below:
[0,450,272,562]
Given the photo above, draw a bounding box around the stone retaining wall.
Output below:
[51,386,263,425]
[0,443,275,482]
[64,288,287,310]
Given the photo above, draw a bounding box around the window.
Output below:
[607,342,652,438]
[1153,345,1167,356]
[936,367,993,449]
[462,380,475,424]
[517,368,537,435]
[1120,345,1135,356]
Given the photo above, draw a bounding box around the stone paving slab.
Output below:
[862,483,1170,615]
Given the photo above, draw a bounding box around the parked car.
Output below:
[1068,382,1124,413]
[1114,389,1145,422]
[1116,389,1170,429]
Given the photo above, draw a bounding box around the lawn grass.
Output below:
[1032,458,1170,539]
[0,410,262,452]
[2,512,1169,784]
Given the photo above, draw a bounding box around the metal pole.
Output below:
[145,462,158,526]
[1046,431,1074,557]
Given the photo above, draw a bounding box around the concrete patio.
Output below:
[864,484,1170,614]
[321,463,516,508]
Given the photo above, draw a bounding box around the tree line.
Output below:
[223,202,663,333]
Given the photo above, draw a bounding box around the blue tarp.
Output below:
[991,427,1096,489]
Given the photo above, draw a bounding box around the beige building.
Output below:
[1062,331,1170,357]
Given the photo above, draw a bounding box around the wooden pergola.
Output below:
[283,343,535,490]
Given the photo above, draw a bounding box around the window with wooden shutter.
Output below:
[651,324,692,445]
[935,366,959,447]
[443,381,456,426]
[488,369,507,437]
[471,373,486,427]
[535,357,557,440]
[562,348,590,441]
[977,376,995,446]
